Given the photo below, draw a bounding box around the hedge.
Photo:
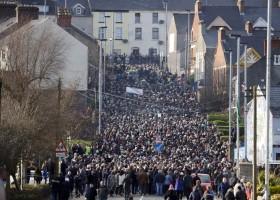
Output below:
[9,184,50,200]
[271,186,280,195]
[208,113,228,122]
[272,194,280,200]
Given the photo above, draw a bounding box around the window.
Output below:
[149,48,157,56]
[152,28,159,40]
[99,12,105,23]
[115,12,122,23]
[113,49,121,55]
[76,7,82,15]
[98,27,106,40]
[115,27,122,39]
[135,28,142,40]
[152,13,158,24]
[135,13,141,24]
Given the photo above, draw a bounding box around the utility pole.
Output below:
[57,78,62,175]
[265,0,272,198]
[225,50,233,161]
[236,36,241,178]
[0,80,2,124]
[57,78,62,144]
[253,85,257,200]
[243,44,248,160]
[98,41,103,135]
[163,0,168,71]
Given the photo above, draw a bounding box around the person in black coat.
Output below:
[225,187,235,200]
[164,184,178,200]
[85,184,97,200]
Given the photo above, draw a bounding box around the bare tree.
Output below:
[0,21,81,190]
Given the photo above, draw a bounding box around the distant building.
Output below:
[168,13,193,76]
[91,0,197,58]
[190,0,244,108]
[0,5,99,91]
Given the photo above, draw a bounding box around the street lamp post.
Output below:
[185,10,194,78]
[103,15,111,92]
[231,34,241,177]
[163,0,168,71]
[243,44,248,161]
[225,49,233,161]
[265,0,272,198]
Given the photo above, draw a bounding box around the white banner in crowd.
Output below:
[126,87,143,95]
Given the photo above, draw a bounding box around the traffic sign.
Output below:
[55,141,67,158]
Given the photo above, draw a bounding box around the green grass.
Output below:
[70,139,92,147]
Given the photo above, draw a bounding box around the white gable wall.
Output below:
[29,19,88,91]
[246,93,277,164]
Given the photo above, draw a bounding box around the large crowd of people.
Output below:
[46,64,252,200]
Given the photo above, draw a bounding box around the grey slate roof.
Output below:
[91,0,236,12]
[243,7,280,32]
[201,6,244,31]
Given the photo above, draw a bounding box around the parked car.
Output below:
[192,173,213,191]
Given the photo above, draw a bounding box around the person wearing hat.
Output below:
[164,184,178,200]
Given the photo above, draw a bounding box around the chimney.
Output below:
[237,0,245,14]
[57,8,72,28]
[200,20,206,34]
[195,0,202,13]
[16,6,39,25]
[245,21,253,35]
[0,3,17,19]
[218,27,225,42]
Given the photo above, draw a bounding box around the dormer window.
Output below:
[76,7,82,15]
[72,3,85,16]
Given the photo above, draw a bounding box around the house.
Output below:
[211,5,280,109]
[91,0,198,59]
[0,5,99,91]
[56,0,93,36]
[190,0,244,107]
[168,14,193,76]
[246,50,280,163]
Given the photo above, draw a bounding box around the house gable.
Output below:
[207,16,232,30]
[72,3,86,16]
[253,17,274,30]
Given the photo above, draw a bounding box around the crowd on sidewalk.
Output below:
[45,65,252,200]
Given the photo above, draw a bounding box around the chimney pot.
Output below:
[218,27,225,42]
[237,0,245,14]
[195,0,202,13]
[245,21,253,35]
